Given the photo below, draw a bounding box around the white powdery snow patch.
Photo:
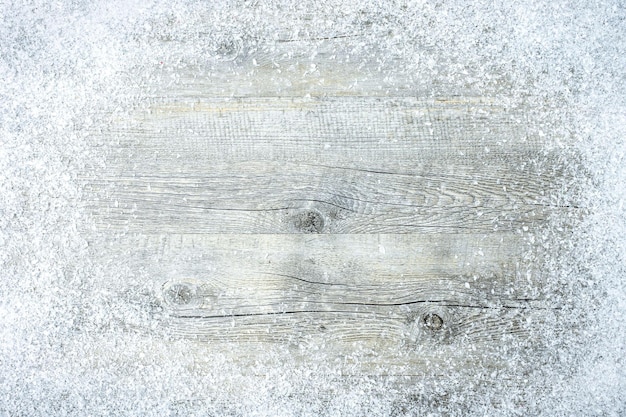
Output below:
[1,0,624,415]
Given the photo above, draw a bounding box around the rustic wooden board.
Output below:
[93,232,546,304]
[82,206,567,367]
[85,232,559,376]
[133,38,497,98]
[82,34,578,407]
[90,97,540,164]
[83,160,571,234]
[84,96,577,234]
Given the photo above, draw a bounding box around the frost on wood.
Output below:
[1,0,625,416]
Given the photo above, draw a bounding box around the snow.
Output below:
[1,0,625,415]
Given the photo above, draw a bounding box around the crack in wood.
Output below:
[171,300,561,319]
[257,272,349,287]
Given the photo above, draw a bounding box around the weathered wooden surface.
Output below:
[84,97,576,234]
[82,36,578,400]
[84,160,571,234]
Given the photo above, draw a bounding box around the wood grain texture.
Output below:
[83,159,576,234]
[158,306,558,375]
[84,96,579,234]
[92,232,548,306]
[135,38,500,99]
[89,97,542,165]
[82,33,578,387]
[85,231,559,374]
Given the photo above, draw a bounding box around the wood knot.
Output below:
[422,313,444,331]
[163,282,197,307]
[407,306,451,344]
[293,209,325,233]
[215,38,242,61]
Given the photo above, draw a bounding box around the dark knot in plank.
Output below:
[407,306,451,344]
[422,313,444,331]
[293,209,325,233]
